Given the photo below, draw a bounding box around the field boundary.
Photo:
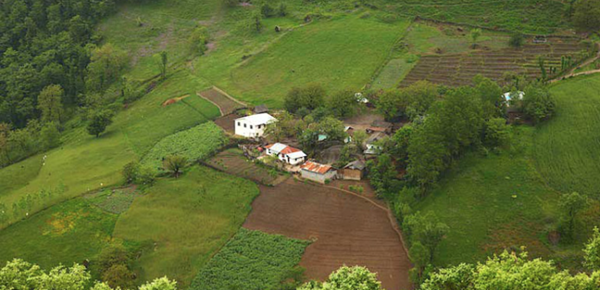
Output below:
[197,86,247,116]
[367,21,415,89]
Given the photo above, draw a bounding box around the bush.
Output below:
[261,3,275,18]
[509,33,524,48]
[122,161,155,186]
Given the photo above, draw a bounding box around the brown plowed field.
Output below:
[243,179,412,290]
[205,148,288,186]
[198,87,245,115]
[400,40,586,87]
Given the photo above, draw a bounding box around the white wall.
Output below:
[235,121,267,138]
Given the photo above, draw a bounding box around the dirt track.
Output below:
[243,179,412,290]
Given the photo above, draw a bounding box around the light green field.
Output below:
[113,166,259,287]
[229,15,409,106]
[534,75,600,197]
[0,198,117,269]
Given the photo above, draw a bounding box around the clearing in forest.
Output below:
[243,179,411,290]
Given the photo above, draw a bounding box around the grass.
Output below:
[112,166,260,288]
[534,75,600,197]
[190,228,309,290]
[85,187,138,214]
[392,0,568,34]
[416,127,560,266]
[0,198,117,269]
[228,14,409,106]
[141,122,227,172]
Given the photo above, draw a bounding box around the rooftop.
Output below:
[235,113,277,125]
[301,161,333,174]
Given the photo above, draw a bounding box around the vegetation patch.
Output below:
[112,167,259,287]
[85,187,138,214]
[141,122,227,172]
[190,228,309,290]
[206,148,288,185]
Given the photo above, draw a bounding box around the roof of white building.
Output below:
[287,151,307,159]
[235,113,277,125]
[266,142,288,153]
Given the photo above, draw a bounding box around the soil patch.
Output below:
[243,179,411,290]
[198,87,246,116]
[214,113,239,134]
[205,149,289,186]
[162,94,190,107]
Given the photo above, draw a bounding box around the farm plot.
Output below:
[401,40,586,87]
[198,87,245,116]
[205,149,288,186]
[243,179,411,290]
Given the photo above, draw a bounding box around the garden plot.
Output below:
[243,179,411,290]
[197,87,245,116]
[401,40,586,87]
[205,149,288,186]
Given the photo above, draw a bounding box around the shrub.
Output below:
[261,3,275,18]
[509,33,524,48]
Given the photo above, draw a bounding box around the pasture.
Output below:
[113,166,260,287]
[190,228,309,290]
[244,179,412,290]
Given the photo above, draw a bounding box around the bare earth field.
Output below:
[213,113,238,134]
[401,40,585,87]
[197,87,245,115]
[243,179,412,290]
[205,149,288,186]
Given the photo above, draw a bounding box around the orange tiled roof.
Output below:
[280,146,301,154]
[301,161,332,174]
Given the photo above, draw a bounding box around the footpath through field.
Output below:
[243,178,412,290]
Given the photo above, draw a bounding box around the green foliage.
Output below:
[37,85,65,123]
[157,51,168,80]
[326,90,359,118]
[190,228,308,290]
[141,122,226,172]
[509,33,525,48]
[522,83,555,124]
[163,155,188,177]
[86,44,128,93]
[403,212,449,263]
[40,122,62,150]
[559,192,588,240]
[102,263,135,289]
[484,118,509,147]
[584,227,600,271]
[188,26,210,56]
[122,161,154,186]
[573,0,600,32]
[261,3,275,18]
[422,250,600,289]
[377,81,438,120]
[87,110,115,138]
[284,85,326,113]
[298,266,382,290]
[469,29,482,46]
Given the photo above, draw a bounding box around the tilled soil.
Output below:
[243,179,412,290]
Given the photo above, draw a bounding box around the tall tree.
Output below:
[87,110,114,138]
[559,192,588,240]
[37,85,64,123]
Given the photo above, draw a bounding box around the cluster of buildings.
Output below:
[233,110,368,184]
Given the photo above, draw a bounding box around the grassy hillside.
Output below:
[113,167,259,287]
[534,75,600,197]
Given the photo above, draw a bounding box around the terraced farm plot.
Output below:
[243,179,411,290]
[401,40,586,87]
[198,87,245,116]
[205,149,288,186]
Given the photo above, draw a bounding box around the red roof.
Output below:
[301,161,333,174]
[280,146,301,154]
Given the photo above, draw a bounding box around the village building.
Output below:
[254,104,269,114]
[265,143,307,165]
[234,113,277,138]
[364,132,387,155]
[339,160,366,181]
[301,161,337,184]
[503,91,524,107]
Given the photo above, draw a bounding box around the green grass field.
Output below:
[0,198,117,269]
[534,75,600,197]
[113,167,259,287]
[416,127,560,266]
[190,228,309,290]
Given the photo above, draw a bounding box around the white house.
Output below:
[265,143,307,165]
[234,113,277,138]
[300,161,337,183]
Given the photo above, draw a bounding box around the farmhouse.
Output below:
[339,160,366,181]
[503,91,524,107]
[301,161,337,184]
[266,143,307,165]
[364,132,387,155]
[234,113,277,138]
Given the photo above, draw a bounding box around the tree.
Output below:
[261,3,275,17]
[40,122,61,150]
[37,85,64,123]
[584,227,600,271]
[509,33,525,48]
[326,90,358,118]
[158,51,168,80]
[573,0,600,32]
[409,241,431,284]
[86,44,128,92]
[87,110,114,138]
[102,264,135,289]
[139,277,178,290]
[298,266,382,290]
[474,75,503,119]
[278,2,288,16]
[559,192,588,240]
[522,83,555,124]
[352,130,368,152]
[470,29,482,48]
[188,26,209,56]
[390,124,413,162]
[316,117,345,142]
[483,118,509,147]
[122,161,155,186]
[403,212,449,263]
[284,85,326,113]
[164,155,188,177]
